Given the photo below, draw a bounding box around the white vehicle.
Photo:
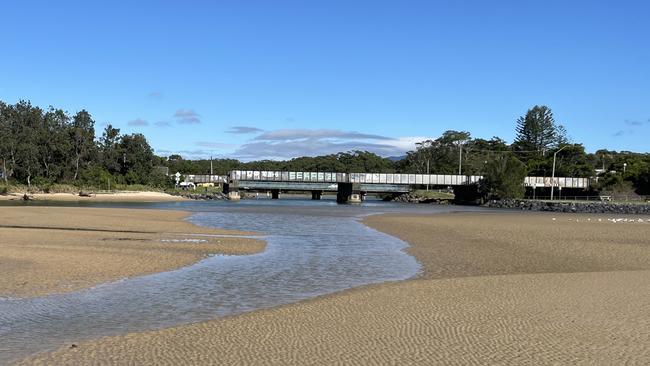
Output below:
[179,181,196,190]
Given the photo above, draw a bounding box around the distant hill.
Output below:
[386,155,406,162]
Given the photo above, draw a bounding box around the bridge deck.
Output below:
[231,170,483,186]
[228,170,590,188]
[179,171,591,189]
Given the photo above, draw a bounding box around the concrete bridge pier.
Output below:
[271,189,280,199]
[311,190,322,200]
[223,181,240,201]
[337,183,362,204]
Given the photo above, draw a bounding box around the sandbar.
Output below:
[0,191,186,202]
[16,212,650,365]
[0,207,264,298]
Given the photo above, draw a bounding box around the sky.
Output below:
[1,0,648,160]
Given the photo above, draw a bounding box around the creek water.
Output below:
[0,198,482,363]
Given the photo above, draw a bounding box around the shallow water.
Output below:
[0,199,483,363]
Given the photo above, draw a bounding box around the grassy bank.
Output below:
[0,183,182,195]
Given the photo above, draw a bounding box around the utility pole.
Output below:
[458,142,463,175]
[551,146,567,201]
[426,158,430,191]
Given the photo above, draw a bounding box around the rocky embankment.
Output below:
[171,192,229,200]
[391,193,452,204]
[486,199,650,215]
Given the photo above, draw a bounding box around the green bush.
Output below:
[79,166,113,190]
[148,170,174,188]
[635,167,650,195]
[481,155,527,200]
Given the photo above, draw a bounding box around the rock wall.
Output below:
[171,192,229,200]
[390,193,452,204]
[485,199,650,215]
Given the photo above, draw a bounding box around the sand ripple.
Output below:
[12,211,650,365]
[19,271,650,365]
[0,207,263,298]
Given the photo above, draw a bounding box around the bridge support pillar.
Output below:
[224,181,240,201]
[311,191,322,200]
[337,183,362,204]
[271,189,280,199]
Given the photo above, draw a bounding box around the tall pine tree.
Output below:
[513,105,560,153]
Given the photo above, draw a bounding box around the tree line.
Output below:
[2,99,649,198]
[167,105,649,198]
[395,105,649,198]
[0,100,166,189]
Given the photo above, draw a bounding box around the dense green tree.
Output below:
[163,151,394,175]
[70,110,96,181]
[635,166,650,195]
[397,130,470,174]
[40,107,72,181]
[119,133,155,184]
[481,155,528,199]
[99,124,122,175]
[461,137,510,175]
[553,144,594,177]
[0,101,12,184]
[0,99,167,189]
[335,151,394,172]
[13,101,43,187]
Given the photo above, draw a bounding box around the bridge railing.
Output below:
[524,176,590,189]
[184,175,228,183]
[217,171,592,188]
[229,170,483,185]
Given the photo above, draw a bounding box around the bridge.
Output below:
[222,170,591,203]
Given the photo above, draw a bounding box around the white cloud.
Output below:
[174,109,201,124]
[127,118,149,126]
[255,129,392,141]
[226,126,264,134]
[388,136,430,151]
[230,128,428,160]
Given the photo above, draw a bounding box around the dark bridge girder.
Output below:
[236,181,410,193]
[225,180,410,203]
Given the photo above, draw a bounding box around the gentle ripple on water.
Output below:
[0,199,482,363]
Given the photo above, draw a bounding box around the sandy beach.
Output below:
[0,207,264,298]
[15,211,650,365]
[0,191,187,202]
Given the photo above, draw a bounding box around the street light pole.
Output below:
[426,158,430,191]
[458,142,463,175]
[550,146,567,201]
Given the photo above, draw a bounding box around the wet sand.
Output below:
[0,191,186,202]
[0,207,264,298]
[16,212,650,365]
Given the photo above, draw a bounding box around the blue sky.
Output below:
[1,0,648,160]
